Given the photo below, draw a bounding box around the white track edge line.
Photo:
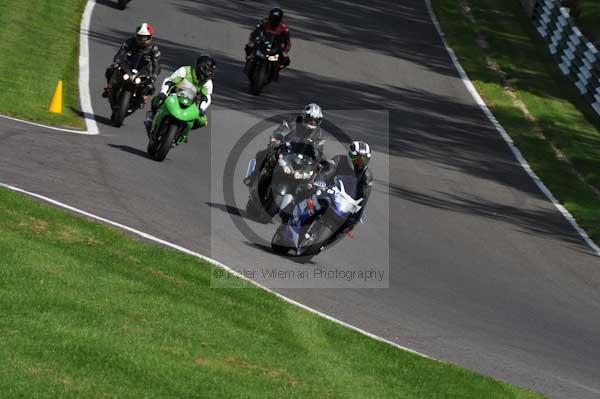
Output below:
[79,0,99,135]
[0,0,99,136]
[424,0,600,256]
[0,182,431,360]
[0,114,90,135]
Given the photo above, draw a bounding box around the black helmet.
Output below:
[195,54,216,84]
[348,141,371,171]
[268,7,283,27]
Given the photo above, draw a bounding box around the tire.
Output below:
[112,90,131,127]
[153,123,178,162]
[250,64,267,96]
[147,139,158,156]
[117,0,127,10]
[271,225,290,255]
[245,197,272,223]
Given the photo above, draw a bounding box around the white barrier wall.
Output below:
[533,0,600,116]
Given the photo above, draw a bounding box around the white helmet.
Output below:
[301,103,323,130]
[135,22,155,47]
[348,140,371,170]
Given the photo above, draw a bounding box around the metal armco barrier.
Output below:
[533,0,600,116]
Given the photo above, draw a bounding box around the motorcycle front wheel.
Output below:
[111,90,132,127]
[250,64,268,96]
[296,219,326,257]
[271,224,291,255]
[153,123,179,162]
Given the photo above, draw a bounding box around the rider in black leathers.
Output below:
[102,23,161,102]
[244,103,325,187]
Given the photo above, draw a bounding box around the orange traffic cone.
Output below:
[48,80,63,114]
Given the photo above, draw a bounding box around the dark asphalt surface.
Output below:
[1,1,600,397]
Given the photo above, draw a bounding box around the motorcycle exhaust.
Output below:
[245,159,256,178]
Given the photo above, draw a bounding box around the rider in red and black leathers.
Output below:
[244,7,291,71]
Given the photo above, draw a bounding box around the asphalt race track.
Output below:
[1,1,600,398]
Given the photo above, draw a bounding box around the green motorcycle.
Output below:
[146,81,201,162]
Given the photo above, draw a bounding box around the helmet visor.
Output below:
[204,66,215,78]
[136,35,151,45]
[303,116,321,129]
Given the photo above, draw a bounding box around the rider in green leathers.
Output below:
[145,54,216,132]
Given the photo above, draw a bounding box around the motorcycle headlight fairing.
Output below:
[294,170,313,180]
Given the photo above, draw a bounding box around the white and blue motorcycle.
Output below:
[271,174,363,259]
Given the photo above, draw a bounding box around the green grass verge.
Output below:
[433,0,600,243]
[0,1,86,128]
[0,186,545,398]
[576,1,600,44]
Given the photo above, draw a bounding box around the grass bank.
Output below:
[0,187,545,398]
[433,0,600,244]
[0,1,87,128]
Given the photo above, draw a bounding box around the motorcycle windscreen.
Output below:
[285,140,318,161]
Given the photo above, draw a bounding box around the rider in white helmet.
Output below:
[102,23,161,101]
[244,103,324,187]
[317,140,373,242]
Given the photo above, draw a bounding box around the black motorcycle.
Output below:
[245,139,319,223]
[271,175,362,259]
[108,57,152,127]
[246,32,283,96]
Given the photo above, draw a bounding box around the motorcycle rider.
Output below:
[102,23,161,103]
[243,103,324,187]
[244,7,291,74]
[144,54,216,134]
[317,141,373,239]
